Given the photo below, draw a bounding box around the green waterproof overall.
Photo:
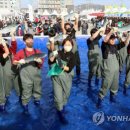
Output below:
[20,49,42,105]
[99,54,119,99]
[117,45,127,72]
[88,44,102,79]
[124,55,130,88]
[72,39,80,72]
[51,68,74,111]
[0,63,6,105]
[3,56,21,97]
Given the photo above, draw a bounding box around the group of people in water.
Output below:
[0,14,130,124]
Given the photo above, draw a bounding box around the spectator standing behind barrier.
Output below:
[81,21,88,35]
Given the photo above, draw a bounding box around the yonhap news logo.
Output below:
[93,111,130,125]
[93,111,105,125]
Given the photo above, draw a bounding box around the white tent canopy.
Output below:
[51,10,59,16]
[43,10,50,16]
[80,10,88,15]
[38,11,43,15]
[60,11,68,16]
[64,13,76,21]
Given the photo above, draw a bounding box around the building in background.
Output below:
[65,0,74,12]
[0,0,21,18]
[20,8,29,14]
[75,3,105,12]
[20,0,38,15]
[38,0,74,13]
[0,0,20,12]
[0,0,10,9]
[10,0,20,13]
[38,0,61,13]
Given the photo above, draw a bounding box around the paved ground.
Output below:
[77,23,94,35]
[0,25,17,34]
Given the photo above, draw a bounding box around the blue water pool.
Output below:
[0,36,130,130]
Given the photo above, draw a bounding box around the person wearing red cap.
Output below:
[97,29,130,108]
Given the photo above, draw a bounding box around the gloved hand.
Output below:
[18,59,26,64]
[0,33,6,46]
[10,29,15,36]
[112,27,118,32]
[63,34,68,39]
[49,37,54,43]
[117,32,122,38]
[99,27,105,32]
[52,50,58,57]
[34,58,42,63]
[1,39,6,46]
[3,53,9,59]
[109,20,112,26]
[100,31,104,36]
[50,23,54,28]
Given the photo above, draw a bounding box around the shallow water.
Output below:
[0,37,130,130]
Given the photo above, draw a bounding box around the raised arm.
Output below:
[124,33,130,45]
[74,14,79,31]
[49,37,55,51]
[104,28,115,43]
[3,43,9,59]
[0,32,9,58]
[1,40,9,59]
[9,30,17,55]
[116,32,124,43]
[90,27,105,41]
[61,16,66,34]
[115,33,130,50]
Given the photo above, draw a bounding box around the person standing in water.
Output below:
[49,38,75,124]
[3,31,21,105]
[61,14,81,75]
[87,27,105,87]
[0,33,9,112]
[123,38,130,96]
[13,34,44,114]
[97,29,130,108]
